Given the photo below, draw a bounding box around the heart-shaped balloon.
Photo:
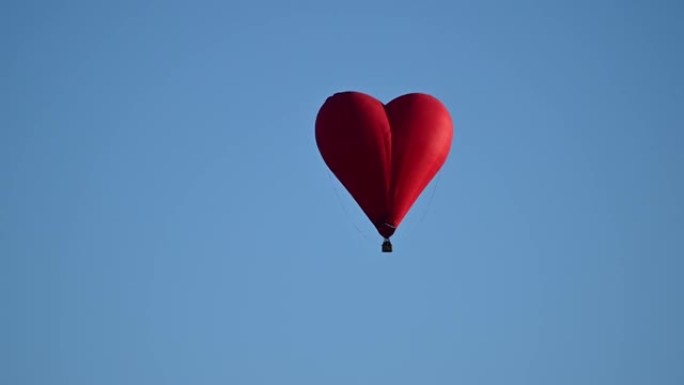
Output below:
[315,91,453,249]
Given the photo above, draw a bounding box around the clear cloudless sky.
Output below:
[2,0,683,384]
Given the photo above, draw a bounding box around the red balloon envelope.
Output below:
[315,91,454,251]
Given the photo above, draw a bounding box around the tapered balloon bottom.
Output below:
[382,239,392,253]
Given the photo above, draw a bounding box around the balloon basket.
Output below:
[382,239,393,253]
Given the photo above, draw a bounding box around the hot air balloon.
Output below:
[315,91,454,252]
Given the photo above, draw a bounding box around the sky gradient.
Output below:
[2,0,683,384]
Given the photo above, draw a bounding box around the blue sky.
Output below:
[2,0,683,384]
